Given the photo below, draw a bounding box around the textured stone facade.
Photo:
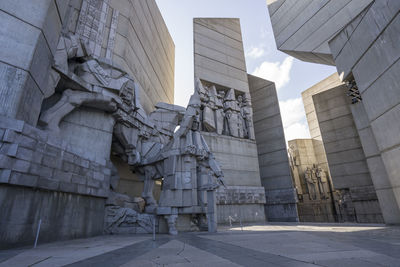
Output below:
[268,0,400,224]
[193,18,268,224]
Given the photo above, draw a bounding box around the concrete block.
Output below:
[71,174,86,185]
[30,163,53,178]
[0,143,18,157]
[0,116,24,133]
[42,155,62,169]
[37,177,59,191]
[87,178,101,188]
[9,172,38,187]
[12,159,30,173]
[0,169,11,183]
[54,170,72,183]
[59,181,77,193]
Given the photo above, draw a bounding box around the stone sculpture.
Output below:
[193,78,255,140]
[38,32,224,235]
[305,167,317,200]
[316,167,328,199]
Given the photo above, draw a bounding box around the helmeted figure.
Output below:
[316,167,328,199]
[141,91,224,234]
[305,167,317,200]
[224,89,241,137]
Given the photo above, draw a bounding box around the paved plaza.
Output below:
[1,223,400,267]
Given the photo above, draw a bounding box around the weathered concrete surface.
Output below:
[109,0,175,112]
[194,19,266,224]
[194,18,248,92]
[0,116,112,248]
[301,73,343,175]
[1,223,400,267]
[267,0,374,65]
[328,0,400,224]
[269,0,400,224]
[313,86,383,223]
[248,74,298,222]
[0,185,106,249]
[202,133,266,224]
[0,0,64,125]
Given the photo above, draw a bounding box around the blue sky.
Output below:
[155,0,336,141]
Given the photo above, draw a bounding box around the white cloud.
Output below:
[252,56,294,90]
[279,97,310,142]
[246,47,265,59]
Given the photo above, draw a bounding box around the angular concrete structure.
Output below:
[193,18,296,223]
[248,74,298,222]
[268,0,400,224]
[194,18,267,223]
[313,85,383,223]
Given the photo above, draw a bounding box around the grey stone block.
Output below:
[53,170,72,183]
[2,129,17,143]
[15,134,37,150]
[0,154,14,169]
[12,159,30,173]
[87,178,101,188]
[0,169,11,183]
[29,163,53,178]
[42,155,62,169]
[71,174,86,185]
[59,181,77,193]
[0,143,18,157]
[93,171,105,181]
[9,172,38,187]
[15,146,34,161]
[37,177,59,191]
[0,116,24,133]
[22,124,48,142]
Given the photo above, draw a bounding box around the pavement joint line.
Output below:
[65,237,172,267]
[177,233,320,267]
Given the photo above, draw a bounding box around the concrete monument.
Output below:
[268,0,400,224]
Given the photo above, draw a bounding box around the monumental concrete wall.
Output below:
[268,0,400,224]
[302,73,343,175]
[248,74,298,222]
[194,18,267,224]
[267,0,373,65]
[0,116,112,248]
[328,0,400,224]
[194,18,249,92]
[313,86,383,223]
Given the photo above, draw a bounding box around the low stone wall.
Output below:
[0,116,112,248]
[216,186,266,224]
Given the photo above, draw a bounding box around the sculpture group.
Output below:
[196,80,255,140]
[39,32,224,235]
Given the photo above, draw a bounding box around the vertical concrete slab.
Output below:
[194,19,266,224]
[248,74,298,222]
[313,85,383,223]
